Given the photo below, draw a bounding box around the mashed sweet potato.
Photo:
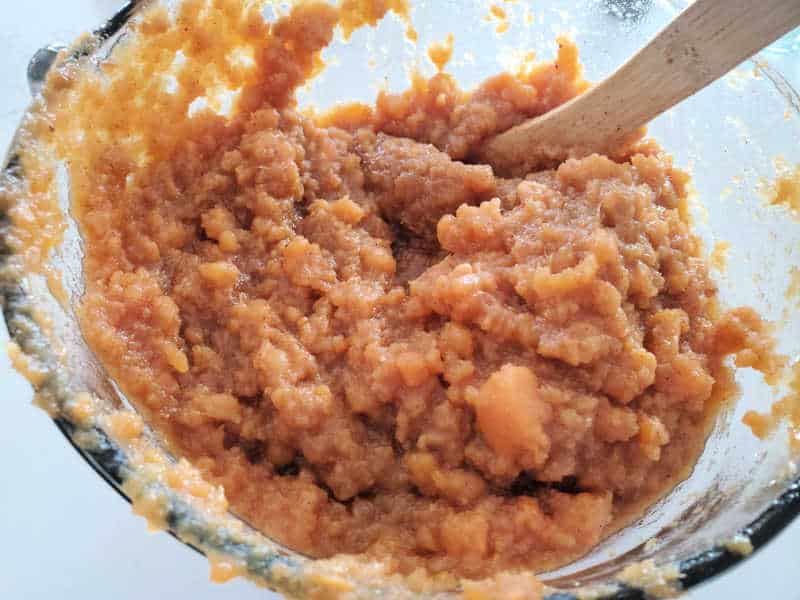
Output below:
[39,0,777,579]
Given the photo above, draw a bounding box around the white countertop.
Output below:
[1,2,798,598]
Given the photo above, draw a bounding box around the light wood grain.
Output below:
[480,0,800,174]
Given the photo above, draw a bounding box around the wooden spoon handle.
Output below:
[481,0,800,172]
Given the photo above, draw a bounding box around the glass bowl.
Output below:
[2,1,799,598]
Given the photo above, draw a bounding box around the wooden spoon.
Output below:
[480,0,800,173]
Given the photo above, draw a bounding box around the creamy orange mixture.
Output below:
[33,0,779,579]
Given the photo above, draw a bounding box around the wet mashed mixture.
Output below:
[41,0,779,580]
